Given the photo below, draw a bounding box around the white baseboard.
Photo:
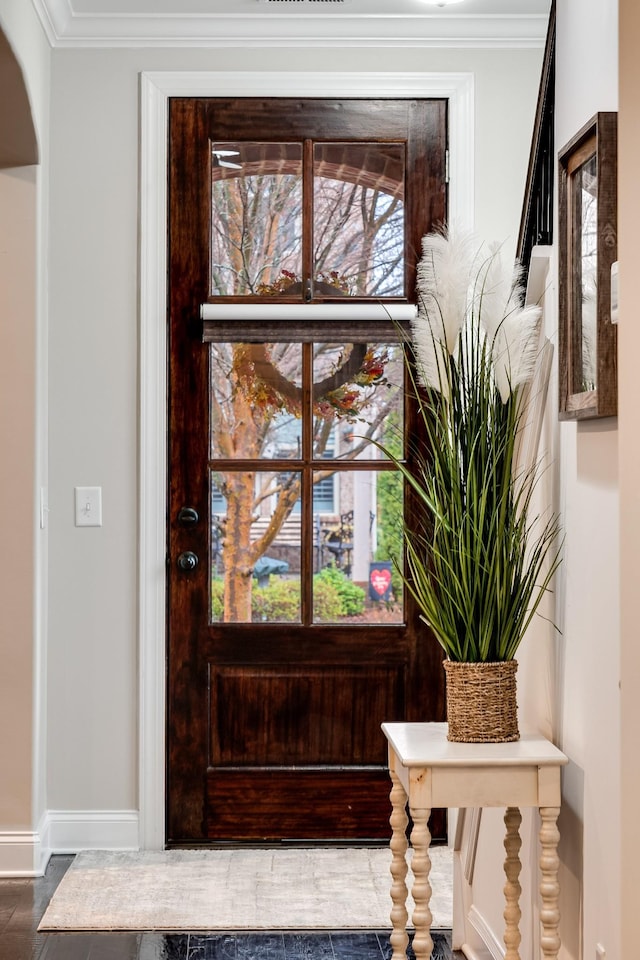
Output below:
[0,810,50,877]
[467,904,504,959]
[47,809,140,854]
[0,809,140,877]
[461,945,497,960]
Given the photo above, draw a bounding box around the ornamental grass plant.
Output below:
[392,228,562,663]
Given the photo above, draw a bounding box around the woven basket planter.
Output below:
[443,660,519,743]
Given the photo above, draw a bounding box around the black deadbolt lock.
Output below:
[178,506,199,526]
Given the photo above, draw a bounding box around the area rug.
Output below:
[38,846,452,932]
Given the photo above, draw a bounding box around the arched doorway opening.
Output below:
[0,26,38,167]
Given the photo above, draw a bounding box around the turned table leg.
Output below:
[388,766,409,960]
[539,806,562,960]
[409,801,433,960]
[503,806,522,960]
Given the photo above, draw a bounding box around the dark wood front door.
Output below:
[167,97,447,843]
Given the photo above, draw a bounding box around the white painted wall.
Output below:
[45,44,542,825]
[555,3,619,958]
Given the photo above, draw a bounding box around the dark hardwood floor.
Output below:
[0,856,464,960]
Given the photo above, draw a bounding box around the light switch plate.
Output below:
[75,486,102,527]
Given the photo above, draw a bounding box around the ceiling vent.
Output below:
[258,1,348,5]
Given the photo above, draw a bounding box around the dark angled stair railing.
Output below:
[517,0,556,274]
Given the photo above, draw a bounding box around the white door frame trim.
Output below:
[139,69,474,849]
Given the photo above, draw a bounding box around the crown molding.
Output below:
[31,1,548,48]
[31,0,62,46]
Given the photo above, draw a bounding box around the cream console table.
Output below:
[382,722,568,960]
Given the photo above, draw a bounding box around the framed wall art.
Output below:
[558,112,618,420]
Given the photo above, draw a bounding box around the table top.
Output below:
[382,722,568,768]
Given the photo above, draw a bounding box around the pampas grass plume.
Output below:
[412,229,478,392]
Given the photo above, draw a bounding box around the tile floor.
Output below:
[0,855,463,960]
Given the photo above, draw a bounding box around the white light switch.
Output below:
[75,486,102,527]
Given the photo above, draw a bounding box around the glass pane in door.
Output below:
[210,141,303,295]
[312,341,404,460]
[210,342,303,460]
[210,470,302,624]
[313,142,405,296]
[313,469,404,624]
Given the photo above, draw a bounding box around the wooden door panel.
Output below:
[210,664,404,765]
[205,770,446,842]
[205,769,396,841]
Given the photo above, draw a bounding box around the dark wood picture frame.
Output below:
[558,112,617,420]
